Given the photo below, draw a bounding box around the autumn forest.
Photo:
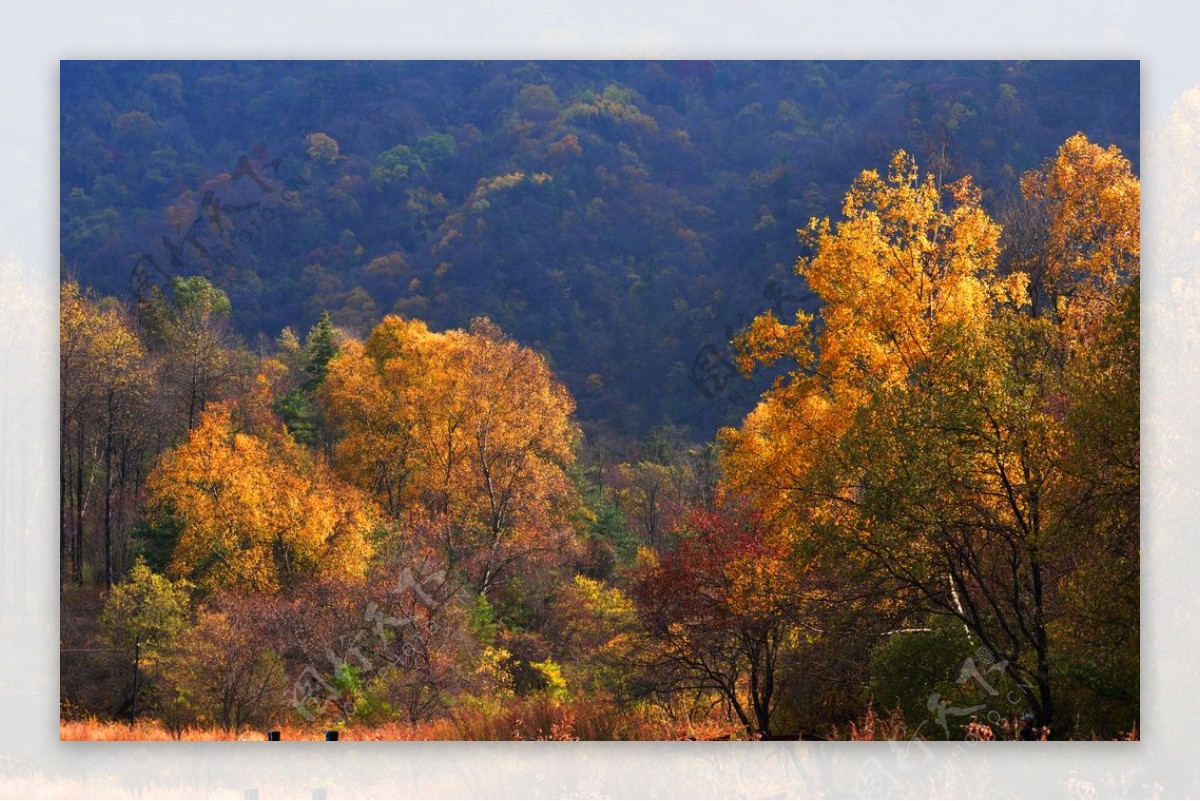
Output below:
[60,61,1139,741]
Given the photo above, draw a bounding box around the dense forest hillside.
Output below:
[60,60,1139,441]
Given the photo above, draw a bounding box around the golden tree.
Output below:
[1020,133,1139,344]
[722,138,1138,734]
[323,315,580,595]
[724,150,1021,532]
[1021,134,1140,733]
[147,403,376,595]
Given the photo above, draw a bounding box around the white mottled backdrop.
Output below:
[0,1,1192,797]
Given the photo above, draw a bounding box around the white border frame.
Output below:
[3,1,1193,796]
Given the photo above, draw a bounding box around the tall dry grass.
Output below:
[61,717,319,741]
[833,703,912,741]
[60,696,746,741]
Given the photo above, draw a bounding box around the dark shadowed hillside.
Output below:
[60,60,1139,441]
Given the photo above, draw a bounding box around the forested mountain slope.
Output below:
[61,60,1139,440]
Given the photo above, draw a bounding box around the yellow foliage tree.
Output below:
[722,137,1139,734]
[1020,132,1140,347]
[1022,134,1140,734]
[147,403,376,594]
[724,151,1022,528]
[323,315,580,594]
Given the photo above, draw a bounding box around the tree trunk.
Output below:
[74,421,85,584]
[1030,550,1053,734]
[748,634,776,736]
[103,391,115,590]
[130,637,140,726]
[60,402,68,581]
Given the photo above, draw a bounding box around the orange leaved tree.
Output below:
[322,315,580,595]
[146,403,376,595]
[722,137,1138,734]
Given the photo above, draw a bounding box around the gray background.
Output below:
[0,1,1190,797]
